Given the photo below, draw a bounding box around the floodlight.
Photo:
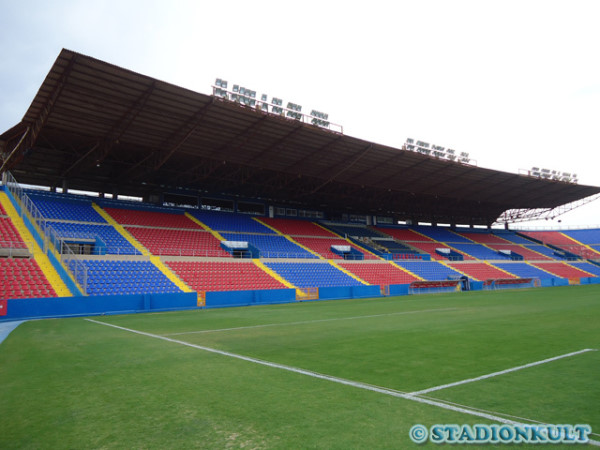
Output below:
[407,138,415,144]
[261,94,267,101]
[271,97,283,115]
[233,84,239,92]
[406,144,415,151]
[416,140,430,148]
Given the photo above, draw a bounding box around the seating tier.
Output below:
[126,227,230,257]
[531,262,594,279]
[74,260,180,296]
[259,218,336,237]
[266,262,363,288]
[338,262,420,285]
[394,261,465,281]
[104,207,199,229]
[447,262,516,281]
[0,258,56,300]
[168,261,286,292]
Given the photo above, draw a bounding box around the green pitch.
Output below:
[1,285,599,448]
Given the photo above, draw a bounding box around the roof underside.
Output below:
[2,49,599,225]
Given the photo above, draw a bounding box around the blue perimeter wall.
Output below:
[2,278,599,322]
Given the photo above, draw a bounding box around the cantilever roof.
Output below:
[2,49,599,225]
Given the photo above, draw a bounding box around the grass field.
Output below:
[1,285,599,448]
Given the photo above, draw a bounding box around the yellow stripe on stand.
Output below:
[253,259,297,289]
[0,192,72,296]
[390,261,425,281]
[149,256,193,293]
[328,261,368,285]
[91,203,149,256]
[185,212,225,241]
[253,218,323,259]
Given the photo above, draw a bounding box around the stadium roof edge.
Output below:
[2,48,599,226]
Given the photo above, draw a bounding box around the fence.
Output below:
[4,171,89,294]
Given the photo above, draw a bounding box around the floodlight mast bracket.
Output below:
[494,193,600,225]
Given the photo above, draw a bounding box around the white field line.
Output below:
[162,307,459,336]
[84,318,600,446]
[408,348,597,396]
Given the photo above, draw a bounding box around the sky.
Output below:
[1,0,599,229]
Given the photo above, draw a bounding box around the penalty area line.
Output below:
[84,318,600,446]
[408,348,597,396]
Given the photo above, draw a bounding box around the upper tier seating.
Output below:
[412,226,473,243]
[450,243,512,260]
[519,230,598,258]
[456,231,512,244]
[394,261,465,281]
[324,223,384,239]
[219,232,317,258]
[375,239,420,254]
[447,262,516,281]
[293,237,377,260]
[0,218,27,248]
[0,257,56,299]
[104,207,199,229]
[562,229,600,245]
[266,262,364,288]
[530,262,594,279]
[73,260,180,296]
[522,244,565,260]
[190,210,273,234]
[27,192,106,223]
[47,222,138,255]
[484,244,552,261]
[168,260,286,292]
[126,227,230,257]
[338,262,420,285]
[405,242,469,260]
[375,227,435,242]
[259,218,336,237]
[493,262,556,279]
[492,232,537,245]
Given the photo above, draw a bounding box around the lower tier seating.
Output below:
[0,258,56,299]
[167,261,286,292]
[0,217,27,248]
[493,262,556,279]
[531,262,594,279]
[447,262,516,281]
[338,262,420,285]
[74,260,181,296]
[394,261,465,281]
[266,262,364,288]
[570,262,600,277]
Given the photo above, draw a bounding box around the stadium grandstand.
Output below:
[1,49,600,319]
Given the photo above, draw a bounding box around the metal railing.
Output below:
[4,171,89,294]
[0,240,34,257]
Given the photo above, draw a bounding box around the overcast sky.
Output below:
[1,0,599,228]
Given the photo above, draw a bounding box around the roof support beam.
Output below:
[306,144,373,195]
[154,97,215,171]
